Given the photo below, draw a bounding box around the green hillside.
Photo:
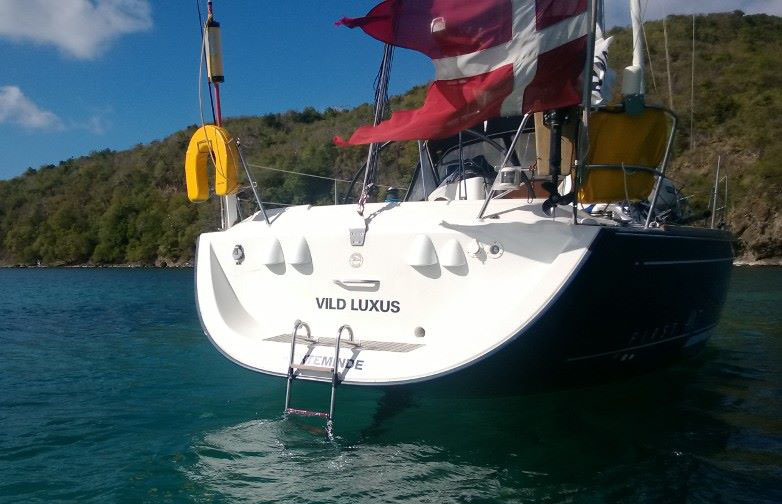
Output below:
[610,11,782,261]
[0,91,426,266]
[0,11,779,266]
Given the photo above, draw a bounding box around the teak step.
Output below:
[285,407,330,419]
[291,363,332,373]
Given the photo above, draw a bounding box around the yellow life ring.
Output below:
[184,125,239,202]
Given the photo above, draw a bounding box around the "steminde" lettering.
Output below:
[303,355,365,370]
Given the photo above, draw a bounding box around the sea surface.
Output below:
[0,267,779,503]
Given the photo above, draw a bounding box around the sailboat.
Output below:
[185,0,733,422]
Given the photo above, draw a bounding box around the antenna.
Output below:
[663,16,674,110]
[201,0,238,228]
[690,13,696,150]
[205,0,225,126]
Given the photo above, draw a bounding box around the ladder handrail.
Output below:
[329,325,353,421]
[284,320,311,411]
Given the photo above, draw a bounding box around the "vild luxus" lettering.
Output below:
[315,297,400,313]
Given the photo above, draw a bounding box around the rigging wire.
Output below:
[663,16,674,109]
[372,46,394,121]
[247,163,400,189]
[250,164,351,184]
[639,0,658,95]
[196,13,207,130]
[595,0,605,33]
[358,43,395,214]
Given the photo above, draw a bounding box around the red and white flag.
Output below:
[335,0,589,146]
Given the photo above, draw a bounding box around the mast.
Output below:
[622,0,645,115]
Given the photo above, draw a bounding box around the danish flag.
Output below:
[335,0,589,146]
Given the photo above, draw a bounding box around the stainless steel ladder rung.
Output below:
[283,320,355,430]
[284,407,329,419]
[290,363,332,373]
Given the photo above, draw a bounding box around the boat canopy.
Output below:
[579,107,674,203]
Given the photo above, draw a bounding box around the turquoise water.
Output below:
[0,268,779,503]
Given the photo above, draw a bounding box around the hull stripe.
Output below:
[642,257,733,266]
[566,323,717,362]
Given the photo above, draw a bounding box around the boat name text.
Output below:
[315,297,400,313]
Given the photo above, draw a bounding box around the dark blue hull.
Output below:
[413,225,734,392]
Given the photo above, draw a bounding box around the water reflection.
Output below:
[2,268,779,502]
[184,417,502,502]
[180,268,781,502]
[183,350,781,503]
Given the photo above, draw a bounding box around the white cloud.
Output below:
[83,114,110,135]
[0,0,151,59]
[606,0,782,26]
[76,107,113,135]
[0,86,63,130]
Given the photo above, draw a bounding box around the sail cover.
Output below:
[335,0,589,146]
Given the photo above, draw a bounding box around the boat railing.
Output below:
[709,155,729,229]
[586,163,662,177]
[640,107,677,228]
[230,152,401,220]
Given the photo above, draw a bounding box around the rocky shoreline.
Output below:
[733,258,782,267]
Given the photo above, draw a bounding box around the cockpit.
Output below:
[342,115,543,204]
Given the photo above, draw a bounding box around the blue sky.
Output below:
[1,0,779,179]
